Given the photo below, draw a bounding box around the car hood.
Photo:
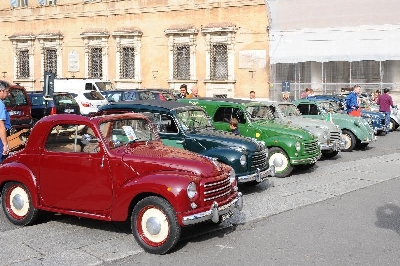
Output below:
[185,128,265,152]
[252,120,315,140]
[280,116,339,131]
[121,143,221,177]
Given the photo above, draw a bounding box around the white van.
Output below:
[53,78,115,94]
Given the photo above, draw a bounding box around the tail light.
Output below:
[81,102,91,107]
[159,94,166,101]
[50,106,57,115]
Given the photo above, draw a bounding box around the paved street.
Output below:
[1,130,400,265]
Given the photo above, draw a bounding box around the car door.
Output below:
[39,122,113,212]
[144,112,184,149]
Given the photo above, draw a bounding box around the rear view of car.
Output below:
[150,90,177,101]
[4,85,32,132]
[29,92,80,125]
[102,89,156,102]
[74,90,108,115]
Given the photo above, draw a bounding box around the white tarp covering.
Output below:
[266,0,400,63]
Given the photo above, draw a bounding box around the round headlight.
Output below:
[229,168,236,184]
[240,154,247,166]
[295,141,301,152]
[187,182,197,200]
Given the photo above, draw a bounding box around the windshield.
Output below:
[245,105,274,121]
[99,118,159,148]
[175,109,213,131]
[96,82,115,91]
[83,91,106,100]
[54,94,78,105]
[319,101,341,113]
[278,103,301,116]
[4,89,28,107]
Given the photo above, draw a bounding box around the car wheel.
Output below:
[1,182,39,226]
[131,196,181,254]
[389,118,396,131]
[341,130,356,152]
[268,147,293,178]
[321,150,339,158]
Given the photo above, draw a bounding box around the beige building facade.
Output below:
[0,0,271,98]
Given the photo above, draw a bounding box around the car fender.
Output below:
[201,147,245,171]
[0,162,39,206]
[110,171,199,221]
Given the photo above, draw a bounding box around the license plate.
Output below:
[64,109,75,113]
[8,111,21,116]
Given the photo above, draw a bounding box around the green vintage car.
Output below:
[97,101,275,184]
[292,99,376,152]
[179,98,321,178]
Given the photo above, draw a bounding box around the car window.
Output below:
[99,118,159,148]
[45,124,99,153]
[176,109,213,131]
[122,91,137,101]
[214,107,246,124]
[4,89,28,107]
[83,91,105,100]
[30,95,45,106]
[107,92,122,102]
[278,104,301,116]
[143,112,178,134]
[54,94,78,105]
[246,105,274,121]
[138,91,155,100]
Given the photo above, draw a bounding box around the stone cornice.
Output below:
[0,0,265,22]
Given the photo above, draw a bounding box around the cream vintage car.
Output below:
[263,101,344,158]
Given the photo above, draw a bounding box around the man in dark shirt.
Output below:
[377,88,395,134]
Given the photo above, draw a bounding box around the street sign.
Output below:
[282,80,290,92]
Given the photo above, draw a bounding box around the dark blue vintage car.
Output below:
[308,95,386,135]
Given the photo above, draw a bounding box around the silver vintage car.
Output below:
[263,101,345,158]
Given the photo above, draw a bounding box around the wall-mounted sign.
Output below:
[68,50,79,72]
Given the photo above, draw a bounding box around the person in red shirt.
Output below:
[377,88,395,134]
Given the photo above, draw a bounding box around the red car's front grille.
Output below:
[203,175,231,203]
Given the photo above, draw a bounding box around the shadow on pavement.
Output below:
[375,203,400,235]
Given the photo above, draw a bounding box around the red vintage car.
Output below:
[0,113,243,254]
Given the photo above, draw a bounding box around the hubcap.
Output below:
[9,186,29,217]
[12,194,25,210]
[146,217,161,235]
[140,207,169,244]
[270,153,288,172]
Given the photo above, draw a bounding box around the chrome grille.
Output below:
[303,139,320,154]
[251,150,268,169]
[204,176,231,202]
[329,131,342,142]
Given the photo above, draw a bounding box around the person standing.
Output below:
[249,90,256,99]
[282,92,291,102]
[345,85,361,116]
[0,81,11,163]
[186,86,200,98]
[301,88,311,99]
[178,84,189,99]
[377,88,395,134]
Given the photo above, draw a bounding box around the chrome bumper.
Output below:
[292,153,321,165]
[320,140,345,152]
[237,166,275,183]
[182,192,243,226]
